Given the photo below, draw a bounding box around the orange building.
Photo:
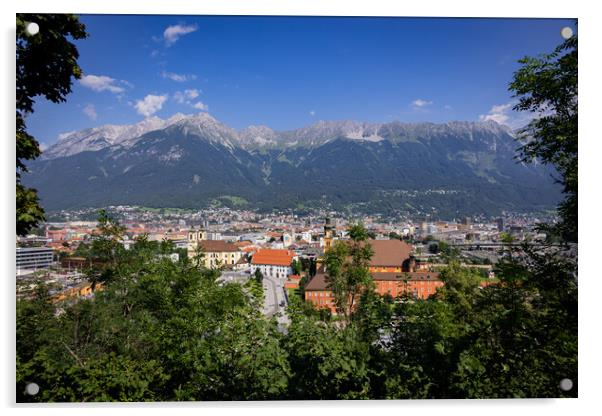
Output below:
[366,239,413,273]
[304,270,442,314]
[61,256,106,270]
[46,229,67,241]
[251,249,296,279]
[285,274,302,289]
[372,272,444,299]
[304,239,441,313]
[52,281,104,303]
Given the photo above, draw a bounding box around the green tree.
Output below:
[284,314,372,399]
[308,258,317,278]
[388,231,401,240]
[290,259,302,275]
[16,14,87,235]
[428,242,439,254]
[17,231,290,402]
[442,34,579,398]
[191,244,206,270]
[254,268,264,283]
[510,33,577,242]
[92,210,126,265]
[323,223,374,320]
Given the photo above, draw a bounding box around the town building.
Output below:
[250,249,296,279]
[16,246,54,276]
[304,238,441,314]
[187,227,243,268]
[52,281,104,303]
[189,240,244,269]
[367,239,413,273]
[284,274,302,289]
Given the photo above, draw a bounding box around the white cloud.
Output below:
[135,94,168,117]
[184,89,199,99]
[479,103,514,125]
[411,99,433,109]
[79,75,126,94]
[309,110,316,116]
[479,101,540,129]
[161,71,197,82]
[192,101,208,111]
[173,89,202,107]
[163,24,198,46]
[444,104,453,110]
[173,91,186,104]
[82,103,97,121]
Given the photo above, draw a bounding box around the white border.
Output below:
[2,1,599,416]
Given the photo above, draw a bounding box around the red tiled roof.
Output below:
[367,239,412,267]
[251,249,295,266]
[330,239,412,267]
[304,273,328,291]
[235,256,249,265]
[234,240,253,247]
[197,240,240,253]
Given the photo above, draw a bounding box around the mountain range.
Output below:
[24,112,561,218]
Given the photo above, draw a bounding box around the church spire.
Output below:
[324,216,334,253]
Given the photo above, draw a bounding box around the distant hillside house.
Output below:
[187,230,243,269]
[251,249,296,279]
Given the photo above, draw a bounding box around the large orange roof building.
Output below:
[251,249,296,279]
[305,239,442,314]
[251,249,295,267]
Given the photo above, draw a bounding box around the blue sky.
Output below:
[26,15,576,148]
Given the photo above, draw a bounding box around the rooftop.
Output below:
[367,239,412,267]
[197,240,241,253]
[251,249,295,266]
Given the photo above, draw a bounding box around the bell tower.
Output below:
[188,226,197,243]
[188,226,207,244]
[324,216,334,253]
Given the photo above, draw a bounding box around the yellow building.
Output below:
[187,228,243,269]
[52,281,103,303]
[188,227,207,243]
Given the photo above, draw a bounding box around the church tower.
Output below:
[188,227,206,241]
[187,225,208,259]
[324,216,334,253]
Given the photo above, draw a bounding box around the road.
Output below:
[219,268,290,330]
[262,274,290,330]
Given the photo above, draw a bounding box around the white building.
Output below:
[250,249,296,279]
[16,246,54,276]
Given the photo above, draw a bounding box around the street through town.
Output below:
[263,274,290,329]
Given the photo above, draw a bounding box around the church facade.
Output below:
[187,227,244,269]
